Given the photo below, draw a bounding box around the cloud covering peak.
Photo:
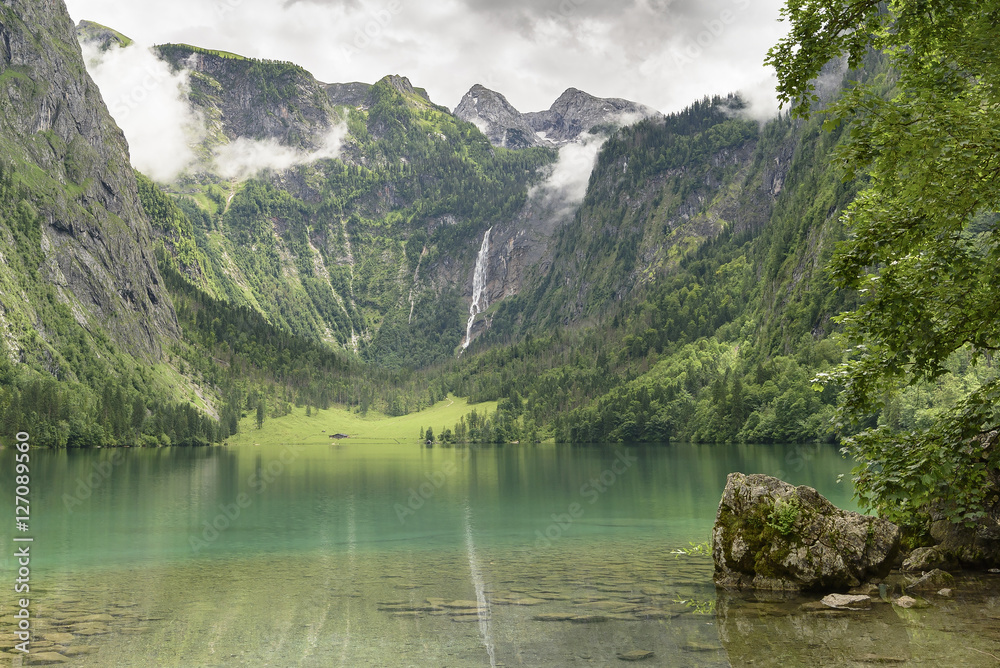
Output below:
[82,41,348,183]
[67,0,787,118]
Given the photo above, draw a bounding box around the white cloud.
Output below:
[81,39,349,183]
[65,0,789,117]
[737,74,782,123]
[81,41,205,182]
[212,123,349,180]
[528,133,605,219]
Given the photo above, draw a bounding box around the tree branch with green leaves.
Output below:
[772,0,1000,531]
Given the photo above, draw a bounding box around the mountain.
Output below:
[524,87,662,144]
[0,0,177,361]
[0,0,245,449]
[450,57,874,445]
[453,84,548,150]
[454,84,663,149]
[67,34,669,365]
[2,0,893,453]
[129,42,557,364]
[155,43,342,154]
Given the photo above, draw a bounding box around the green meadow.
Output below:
[228,394,499,446]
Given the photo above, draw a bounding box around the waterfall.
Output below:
[464,503,496,668]
[462,227,492,350]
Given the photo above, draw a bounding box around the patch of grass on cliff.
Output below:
[79,21,134,47]
[159,43,251,61]
[228,394,499,446]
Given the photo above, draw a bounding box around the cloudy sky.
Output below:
[64,0,788,116]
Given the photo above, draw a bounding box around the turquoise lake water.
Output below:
[2,442,998,666]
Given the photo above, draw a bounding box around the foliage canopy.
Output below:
[769,0,1000,529]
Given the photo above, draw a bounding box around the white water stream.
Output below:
[462,227,492,350]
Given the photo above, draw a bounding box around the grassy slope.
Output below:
[228,394,498,446]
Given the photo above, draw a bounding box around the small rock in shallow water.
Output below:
[821,593,871,610]
[617,649,654,661]
[633,608,679,620]
[532,613,577,621]
[446,608,486,616]
[906,568,954,593]
[569,614,608,624]
[451,614,488,623]
[680,641,719,652]
[854,653,907,663]
[937,588,953,597]
[894,596,918,608]
[508,597,547,606]
[25,652,69,664]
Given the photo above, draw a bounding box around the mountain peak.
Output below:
[380,74,415,95]
[526,88,662,143]
[556,87,586,99]
[376,74,433,104]
[76,19,132,51]
[453,84,548,150]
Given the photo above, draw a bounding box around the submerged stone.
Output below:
[820,593,871,610]
[905,568,954,593]
[616,649,654,660]
[441,600,481,608]
[569,614,608,623]
[712,473,901,591]
[853,653,908,663]
[25,652,69,664]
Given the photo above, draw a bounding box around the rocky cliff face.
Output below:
[0,0,177,359]
[156,43,341,152]
[325,82,371,108]
[453,84,547,149]
[524,88,662,144]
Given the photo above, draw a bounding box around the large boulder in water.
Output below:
[713,473,901,591]
[928,515,1000,568]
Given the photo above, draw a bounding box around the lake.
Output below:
[3,441,999,666]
